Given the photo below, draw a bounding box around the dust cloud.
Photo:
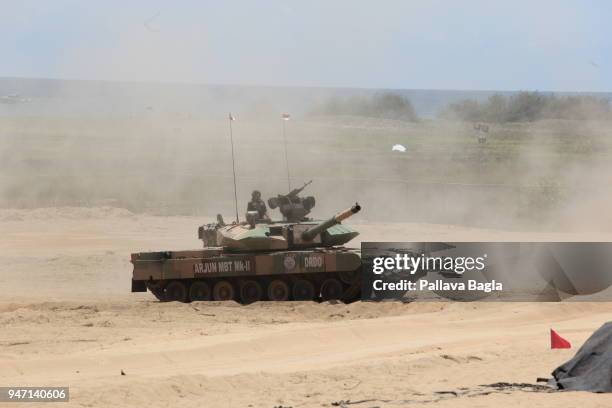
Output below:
[0,82,611,231]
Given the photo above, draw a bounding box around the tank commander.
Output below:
[247,190,270,222]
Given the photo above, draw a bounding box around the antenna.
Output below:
[281,113,291,190]
[228,113,239,223]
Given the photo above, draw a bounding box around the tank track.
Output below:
[145,271,361,304]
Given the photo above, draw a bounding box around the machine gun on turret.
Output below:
[286,180,312,198]
[268,180,315,222]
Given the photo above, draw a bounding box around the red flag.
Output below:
[551,329,571,349]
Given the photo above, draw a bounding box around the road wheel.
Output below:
[339,269,360,285]
[240,280,263,304]
[292,279,315,301]
[213,280,235,301]
[267,280,290,301]
[189,281,211,301]
[320,278,343,301]
[165,281,188,303]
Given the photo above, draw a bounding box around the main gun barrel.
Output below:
[301,203,361,241]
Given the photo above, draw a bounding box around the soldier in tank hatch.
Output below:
[247,190,270,222]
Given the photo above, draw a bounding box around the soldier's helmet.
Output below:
[252,190,261,200]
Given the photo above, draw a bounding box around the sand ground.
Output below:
[1,208,612,407]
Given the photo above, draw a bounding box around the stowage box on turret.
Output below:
[130,183,362,303]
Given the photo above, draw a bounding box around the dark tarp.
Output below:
[551,321,612,392]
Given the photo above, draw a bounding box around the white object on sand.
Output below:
[392,144,407,152]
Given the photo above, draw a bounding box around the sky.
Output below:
[1,0,611,92]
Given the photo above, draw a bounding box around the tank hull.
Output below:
[131,247,361,303]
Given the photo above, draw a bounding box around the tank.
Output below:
[130,182,362,304]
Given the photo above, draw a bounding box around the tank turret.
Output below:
[212,202,361,251]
